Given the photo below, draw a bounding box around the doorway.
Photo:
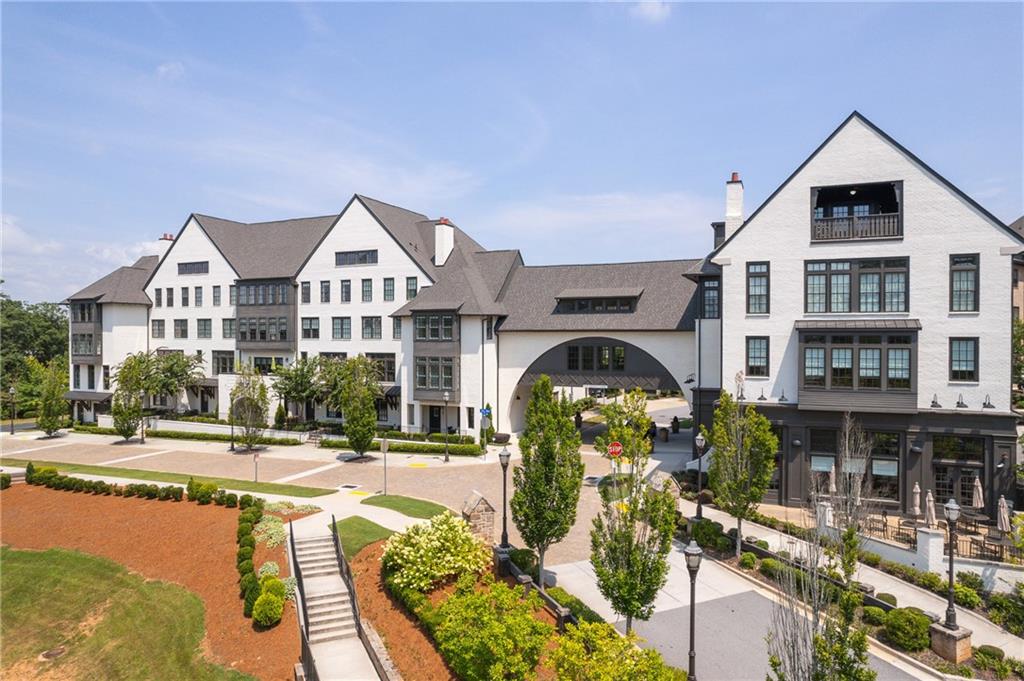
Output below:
[429,406,441,433]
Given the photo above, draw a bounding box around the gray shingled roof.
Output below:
[66,255,159,304]
[1011,216,1024,234]
[192,214,336,279]
[557,287,644,299]
[393,244,518,316]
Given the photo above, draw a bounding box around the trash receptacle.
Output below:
[659,427,669,442]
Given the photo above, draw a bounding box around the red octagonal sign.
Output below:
[607,441,623,458]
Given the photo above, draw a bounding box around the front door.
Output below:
[200,390,209,414]
[305,400,315,422]
[429,406,442,433]
[934,465,983,508]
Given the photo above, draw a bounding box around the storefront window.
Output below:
[933,435,984,462]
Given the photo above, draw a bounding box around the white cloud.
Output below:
[155,60,185,81]
[630,2,672,24]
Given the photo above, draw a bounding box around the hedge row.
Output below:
[380,430,476,445]
[25,463,184,500]
[320,438,482,456]
[73,424,301,446]
[236,500,283,626]
[0,473,10,490]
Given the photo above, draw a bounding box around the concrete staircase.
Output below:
[293,535,358,644]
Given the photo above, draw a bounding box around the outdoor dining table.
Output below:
[961,511,988,535]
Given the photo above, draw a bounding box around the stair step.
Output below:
[296,547,335,557]
[303,568,339,578]
[295,536,334,545]
[310,621,357,636]
[307,605,350,618]
[309,612,355,627]
[306,591,348,602]
[310,629,358,644]
[307,594,350,607]
[298,558,337,569]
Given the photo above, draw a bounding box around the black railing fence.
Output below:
[289,520,319,681]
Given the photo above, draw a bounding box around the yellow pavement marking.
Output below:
[349,490,371,496]
[408,463,429,468]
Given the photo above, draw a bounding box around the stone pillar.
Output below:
[930,623,973,664]
[461,491,496,543]
[916,528,945,574]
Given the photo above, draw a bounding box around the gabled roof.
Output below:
[192,213,336,280]
[393,245,521,317]
[713,111,1024,257]
[66,255,159,305]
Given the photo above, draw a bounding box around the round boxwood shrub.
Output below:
[239,494,255,510]
[261,576,286,600]
[916,571,944,593]
[876,592,897,607]
[957,571,985,594]
[243,582,260,617]
[976,644,1005,660]
[859,551,882,568]
[759,558,782,580]
[862,606,887,626]
[252,592,284,627]
[237,546,254,565]
[225,493,238,508]
[237,559,254,576]
[238,534,255,550]
[739,552,757,569]
[884,607,930,652]
[952,582,982,609]
[237,523,253,541]
[240,572,258,598]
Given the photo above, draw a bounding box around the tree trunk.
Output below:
[735,517,743,559]
[538,547,546,593]
[625,614,633,634]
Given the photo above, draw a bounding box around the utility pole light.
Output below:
[499,446,511,549]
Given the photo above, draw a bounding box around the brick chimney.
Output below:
[725,172,744,240]
[435,218,454,266]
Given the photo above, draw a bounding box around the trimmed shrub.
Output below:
[860,551,882,568]
[1,473,12,490]
[237,559,254,576]
[952,582,983,609]
[252,592,284,627]
[225,493,238,508]
[754,539,769,551]
[916,571,944,593]
[237,546,254,565]
[509,548,538,581]
[884,608,930,652]
[238,534,255,550]
[260,576,286,601]
[239,494,255,510]
[320,438,482,456]
[144,429,301,446]
[957,571,985,594]
[759,558,782,580]
[258,561,280,579]
[243,582,260,617]
[213,489,227,506]
[381,512,490,592]
[988,583,1024,637]
[237,523,253,541]
[690,519,725,549]
[546,586,605,624]
[876,592,897,607]
[862,606,887,626]
[240,572,259,598]
[25,461,36,482]
[977,645,1005,661]
[738,552,757,569]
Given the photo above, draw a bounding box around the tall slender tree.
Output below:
[36,358,68,437]
[510,375,584,592]
[323,355,380,456]
[230,363,270,451]
[590,388,677,633]
[703,389,778,558]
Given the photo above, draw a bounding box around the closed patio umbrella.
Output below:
[911,482,921,517]
[972,476,985,510]
[998,495,1012,534]
[924,490,937,528]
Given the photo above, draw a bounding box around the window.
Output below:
[70,302,98,322]
[887,347,910,389]
[868,456,899,500]
[746,337,769,377]
[393,317,402,339]
[339,279,351,303]
[73,365,80,389]
[831,347,853,387]
[582,346,594,371]
[375,398,388,422]
[406,277,418,300]
[193,287,203,307]
[803,333,913,391]
[279,318,288,341]
[746,263,769,314]
[87,365,95,390]
[222,318,235,339]
[302,317,320,339]
[155,288,162,307]
[229,285,237,305]
[152,320,165,338]
[467,407,474,430]
[367,353,396,382]
[567,346,579,371]
[362,316,382,339]
[256,285,265,305]
[332,317,351,340]
[613,346,625,371]
[103,365,110,390]
[858,348,881,388]
[197,319,212,338]
[166,287,173,307]
[950,254,979,312]
[213,351,234,375]
[174,319,188,338]
[335,249,378,266]
[950,338,978,381]
[301,282,310,304]
[279,284,289,304]
[806,258,908,313]
[933,435,984,462]
[212,286,221,306]
[556,298,636,314]
[415,356,454,390]
[320,281,330,303]
[362,279,372,302]
[598,346,610,370]
[181,287,189,307]
[71,334,97,354]
[253,357,277,375]
[177,261,209,275]
[702,279,720,318]
[384,278,394,301]
[415,314,455,340]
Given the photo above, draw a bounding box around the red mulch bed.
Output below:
[0,485,298,680]
[350,540,558,681]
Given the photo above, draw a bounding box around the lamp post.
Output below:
[8,386,15,435]
[499,446,511,549]
[382,436,389,496]
[694,432,706,520]
[442,390,450,463]
[138,389,146,444]
[943,498,961,630]
[229,395,246,453]
[684,540,704,681]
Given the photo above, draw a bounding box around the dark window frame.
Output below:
[177,261,209,275]
[746,336,769,377]
[335,249,379,266]
[746,262,770,314]
[804,258,909,313]
[702,279,720,319]
[800,332,915,392]
[949,254,979,312]
[301,282,310,304]
[949,337,979,382]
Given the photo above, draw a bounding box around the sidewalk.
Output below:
[682,499,1024,657]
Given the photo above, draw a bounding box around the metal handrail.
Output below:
[289,520,317,681]
[329,514,387,680]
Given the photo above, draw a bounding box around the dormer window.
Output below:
[555,288,641,314]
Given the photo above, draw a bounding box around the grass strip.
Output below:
[361,494,448,519]
[0,457,335,498]
[332,516,395,558]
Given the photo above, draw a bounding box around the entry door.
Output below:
[429,406,442,433]
[200,391,209,414]
[934,465,982,507]
[305,400,315,422]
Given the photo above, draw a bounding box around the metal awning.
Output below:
[794,319,921,331]
[63,390,113,402]
[197,377,219,387]
[384,385,401,398]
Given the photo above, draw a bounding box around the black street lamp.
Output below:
[684,540,704,681]
[8,386,16,435]
[499,446,511,549]
[943,498,961,630]
[138,390,146,444]
[694,432,706,520]
[442,390,450,463]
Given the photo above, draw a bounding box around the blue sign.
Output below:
[480,407,491,416]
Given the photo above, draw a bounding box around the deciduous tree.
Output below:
[510,375,584,592]
[231,363,270,451]
[111,389,143,441]
[323,355,380,455]
[36,358,67,436]
[272,356,321,422]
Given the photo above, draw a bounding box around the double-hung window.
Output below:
[702,279,720,318]
[829,262,851,312]
[362,279,372,302]
[302,318,320,339]
[155,288,162,307]
[320,281,331,303]
[166,288,174,307]
[152,319,165,338]
[332,317,351,340]
[414,357,454,390]
[222,318,235,339]
[802,333,913,391]
[393,317,402,339]
[746,337,769,377]
[830,343,853,387]
[340,280,351,303]
[384,278,395,301]
[949,338,978,381]
[194,286,203,307]
[174,319,188,339]
[406,277,418,300]
[197,319,212,338]
[950,255,979,312]
[362,316,382,339]
[746,263,769,314]
[301,282,310,304]
[806,258,908,312]
[229,285,237,305]
[181,287,189,307]
[212,286,221,306]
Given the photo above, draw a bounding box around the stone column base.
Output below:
[929,622,973,663]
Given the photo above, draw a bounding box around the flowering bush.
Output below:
[253,515,286,547]
[258,561,280,579]
[381,512,490,592]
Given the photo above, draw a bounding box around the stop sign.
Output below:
[607,441,623,458]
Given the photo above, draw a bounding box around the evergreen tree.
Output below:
[703,390,778,558]
[510,375,584,592]
[323,355,380,455]
[590,388,677,633]
[36,358,67,436]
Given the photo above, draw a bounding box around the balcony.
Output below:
[812,213,901,242]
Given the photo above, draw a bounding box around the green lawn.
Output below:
[360,494,448,519]
[0,457,335,498]
[0,547,252,680]
[332,516,395,558]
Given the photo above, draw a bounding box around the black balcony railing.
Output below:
[812,213,901,241]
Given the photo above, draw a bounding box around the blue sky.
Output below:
[3,1,1021,303]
